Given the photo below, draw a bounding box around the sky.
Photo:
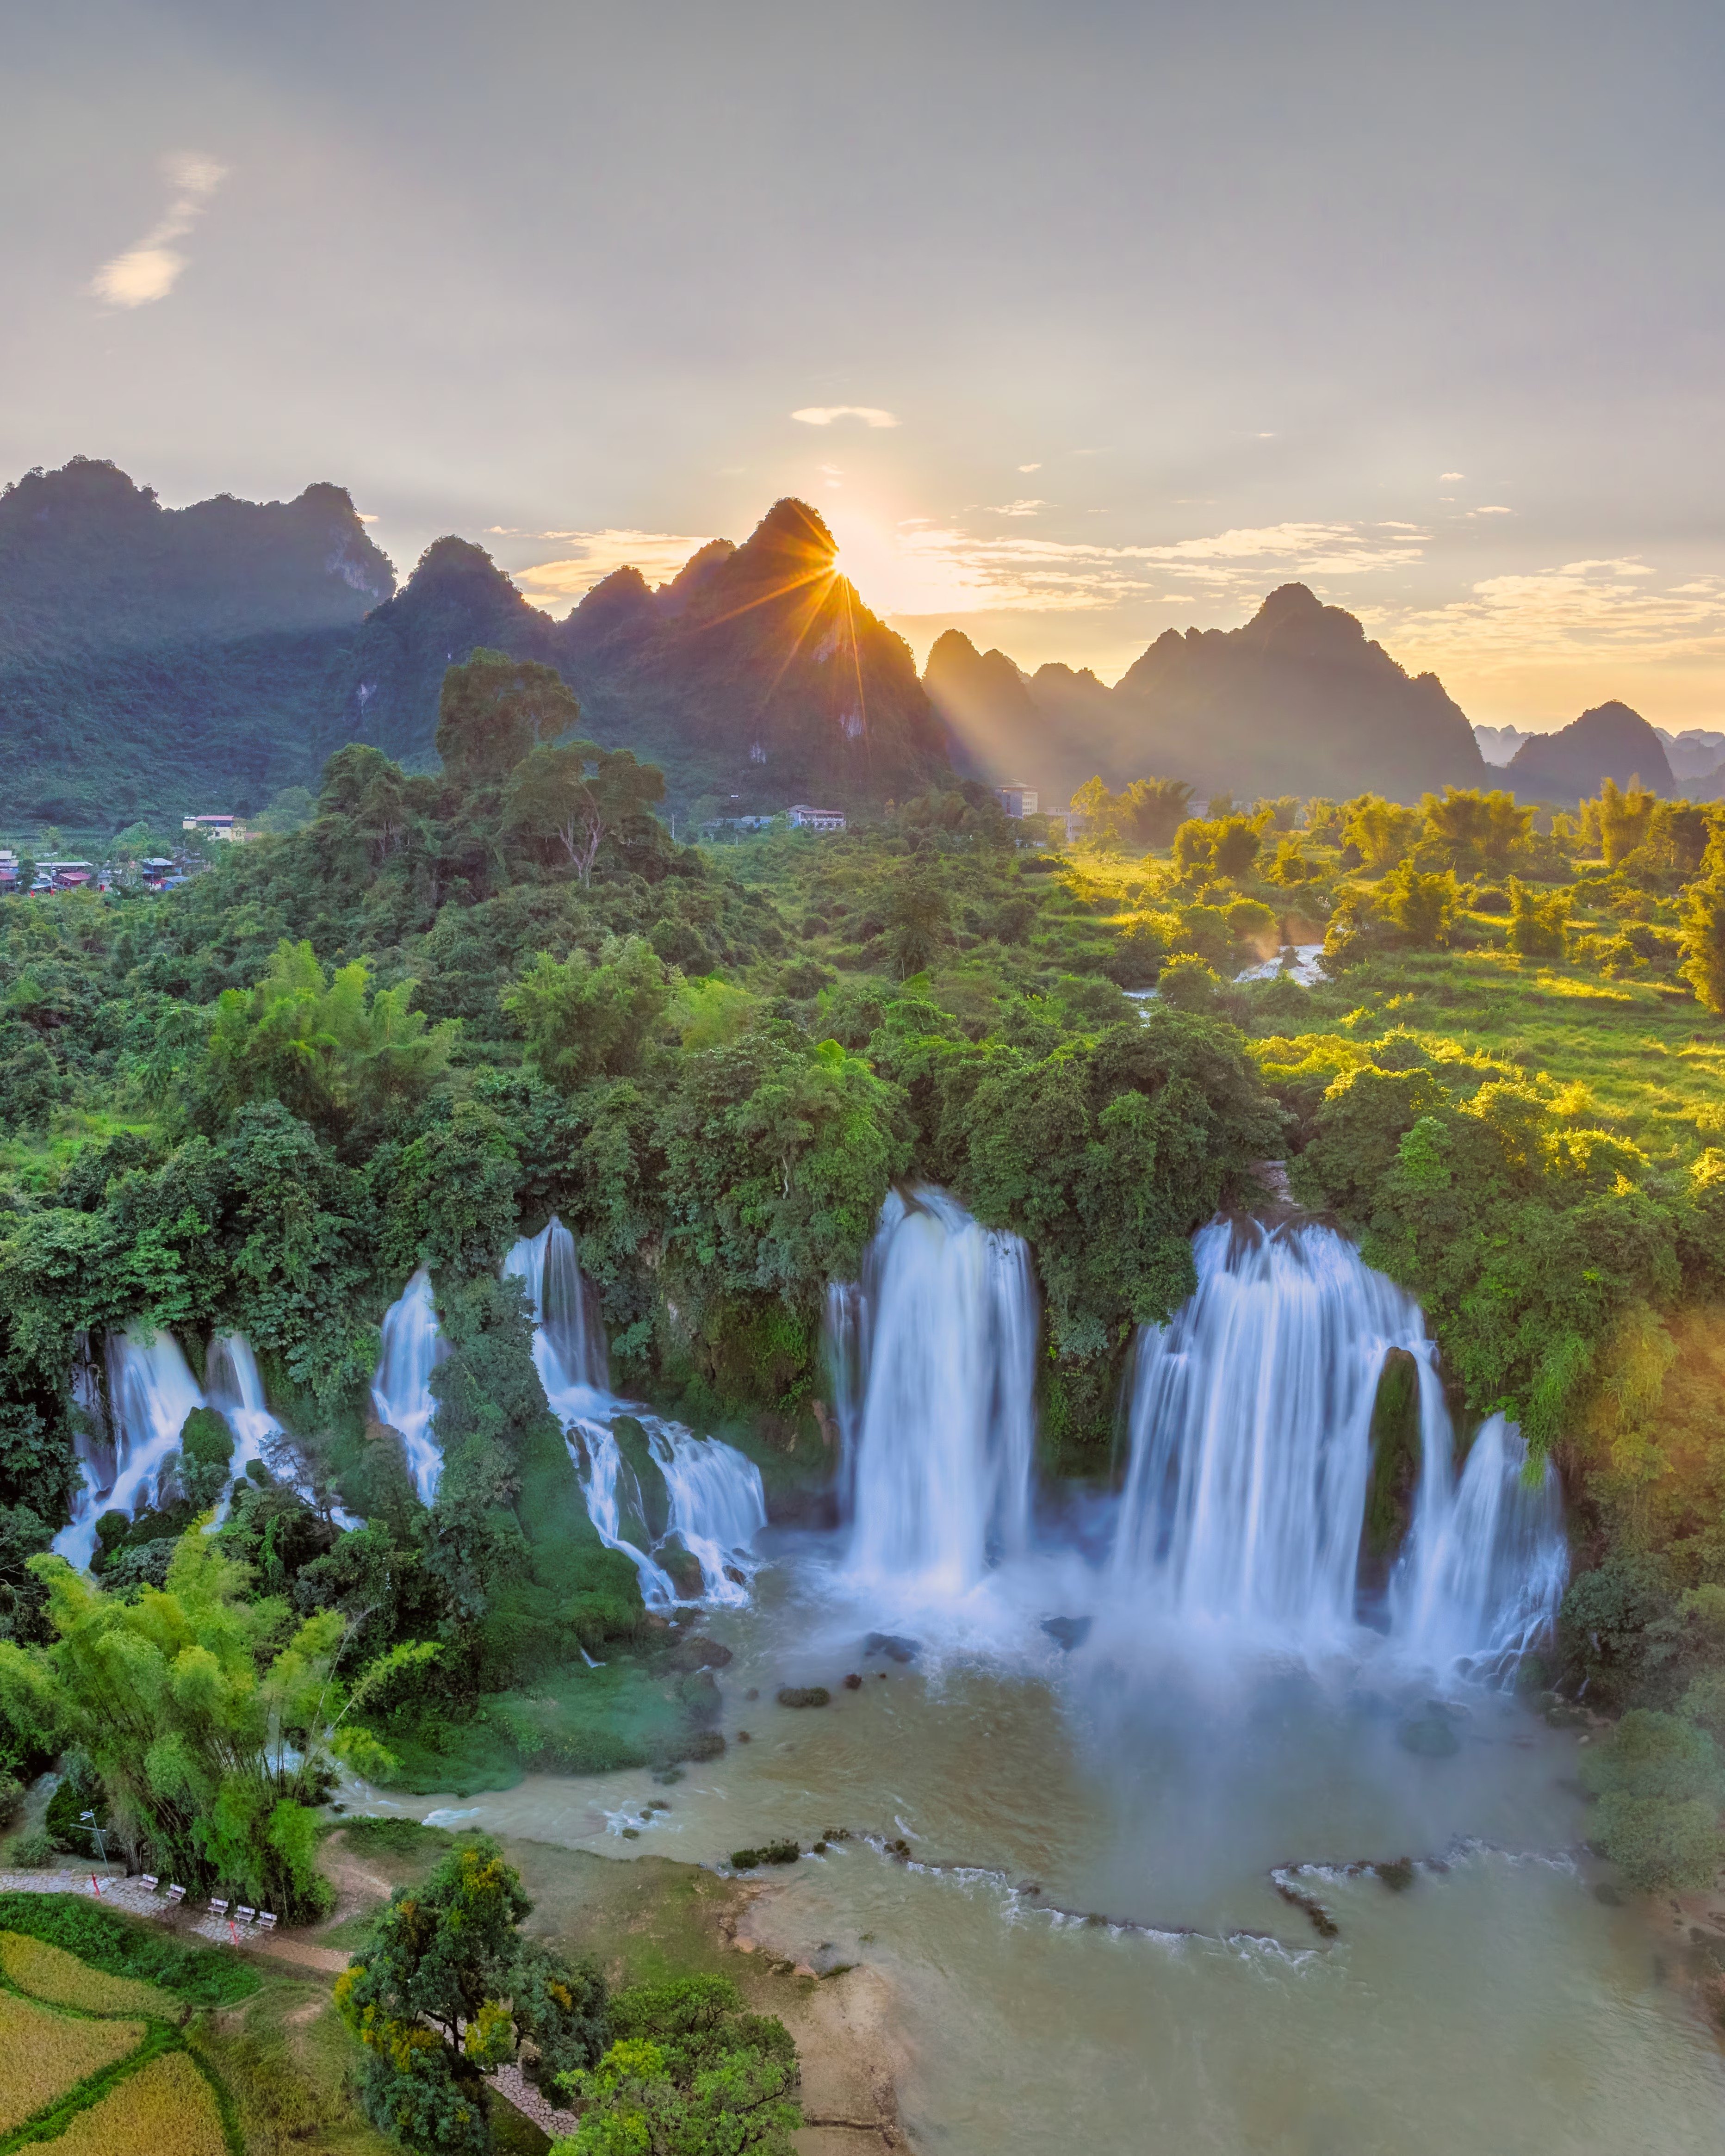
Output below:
[4,0,1723,733]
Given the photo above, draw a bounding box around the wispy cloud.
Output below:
[1440,471,1465,481]
[1386,561,1725,670]
[1018,462,1042,473]
[984,499,1048,517]
[860,517,1426,615]
[791,405,900,428]
[1469,504,1513,517]
[512,530,716,604]
[89,152,226,308]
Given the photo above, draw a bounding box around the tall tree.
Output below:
[503,741,666,886]
[436,650,583,786]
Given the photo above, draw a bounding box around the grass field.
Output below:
[16,2050,227,2156]
[1281,948,1725,1159]
[0,1994,144,2135]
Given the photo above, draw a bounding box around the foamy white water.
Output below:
[504,1217,766,1606]
[55,1326,206,1567]
[372,1269,446,1503]
[1111,1220,1566,1674]
[841,1187,1037,1598]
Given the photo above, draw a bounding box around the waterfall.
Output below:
[54,1326,206,1568]
[205,1333,285,1509]
[840,1187,1038,1597]
[503,1216,766,1606]
[1111,1220,1567,1676]
[372,1269,447,1504]
[1390,1413,1568,1680]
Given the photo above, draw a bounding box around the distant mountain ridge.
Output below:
[928,583,1486,805]
[0,458,394,825]
[0,462,947,827]
[1506,701,1675,803]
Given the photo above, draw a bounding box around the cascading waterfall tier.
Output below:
[837,1186,1038,1597]
[1390,1411,1568,1680]
[504,1217,766,1606]
[372,1269,447,1504]
[56,1326,208,1569]
[206,1332,286,1511]
[56,1323,354,1567]
[1111,1220,1567,1675]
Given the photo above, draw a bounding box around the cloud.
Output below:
[1387,558,1725,671]
[791,405,900,428]
[849,515,1425,616]
[1469,505,1513,516]
[984,499,1048,517]
[512,530,716,604]
[89,151,226,308]
[1018,462,1042,473]
[1440,471,1465,481]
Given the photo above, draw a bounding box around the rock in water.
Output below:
[776,1685,831,1709]
[1041,1616,1093,1651]
[863,1632,920,1664]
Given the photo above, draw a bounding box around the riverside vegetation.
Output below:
[0,648,1722,2140]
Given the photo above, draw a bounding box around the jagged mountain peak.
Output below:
[730,496,838,580]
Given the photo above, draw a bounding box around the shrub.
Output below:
[729,1842,800,1869]
[1578,1709,1725,1892]
[10,1827,58,1867]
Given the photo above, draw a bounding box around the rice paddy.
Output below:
[13,2050,227,2156]
[0,1994,144,2135]
[0,1932,178,2021]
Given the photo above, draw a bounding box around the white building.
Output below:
[993,783,1038,818]
[183,814,250,843]
[786,804,846,832]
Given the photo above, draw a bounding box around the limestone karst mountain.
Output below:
[552,499,949,807]
[0,457,393,825]
[1505,700,1675,803]
[0,467,949,824]
[924,584,1486,807]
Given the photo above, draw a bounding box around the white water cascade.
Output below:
[503,1218,766,1606]
[55,1326,207,1568]
[1391,1411,1569,1680]
[206,1332,286,1504]
[838,1187,1038,1598]
[372,1270,447,1504]
[1111,1220,1567,1674]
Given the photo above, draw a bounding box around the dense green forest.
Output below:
[2,651,1725,1997]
